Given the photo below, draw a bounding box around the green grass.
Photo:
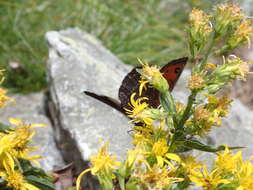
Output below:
[0,0,222,93]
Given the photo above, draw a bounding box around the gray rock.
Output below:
[241,0,253,15]
[0,93,64,171]
[46,28,132,172]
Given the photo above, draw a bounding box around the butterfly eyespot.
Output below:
[175,67,181,74]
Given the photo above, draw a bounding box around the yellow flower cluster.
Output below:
[188,8,212,57]
[213,3,253,54]
[189,147,253,190]
[0,118,44,190]
[187,73,206,91]
[226,56,252,80]
[215,3,243,24]
[229,20,253,48]
[0,71,14,108]
[189,8,212,36]
[186,95,232,136]
[189,56,252,94]
[0,70,46,190]
[132,164,183,190]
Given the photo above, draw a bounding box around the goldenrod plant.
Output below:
[0,72,54,189]
[77,3,253,190]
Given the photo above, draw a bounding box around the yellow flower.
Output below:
[90,143,120,175]
[0,118,44,173]
[206,56,252,93]
[175,102,185,115]
[226,56,252,80]
[215,146,241,173]
[236,160,253,190]
[138,79,149,96]
[151,139,169,166]
[217,3,242,15]
[195,106,217,126]
[8,118,44,164]
[133,125,153,138]
[76,143,120,190]
[193,104,224,136]
[132,132,150,147]
[187,74,205,91]
[181,156,203,176]
[188,8,212,57]
[0,168,39,190]
[207,95,232,117]
[0,88,14,108]
[231,20,253,48]
[133,164,183,190]
[189,167,230,190]
[194,106,210,122]
[125,93,153,125]
[205,62,217,70]
[0,69,5,75]
[127,148,148,167]
[149,139,181,167]
[192,95,233,136]
[0,148,15,172]
[215,3,243,33]
[140,61,161,80]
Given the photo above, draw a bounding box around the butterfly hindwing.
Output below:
[84,91,125,114]
[119,57,188,110]
[118,67,142,110]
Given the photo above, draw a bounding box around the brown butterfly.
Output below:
[84,57,188,114]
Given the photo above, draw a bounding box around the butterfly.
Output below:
[84,57,188,114]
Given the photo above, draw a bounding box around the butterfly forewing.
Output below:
[161,57,188,91]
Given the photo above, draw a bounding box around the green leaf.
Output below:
[126,179,142,190]
[26,175,55,190]
[160,92,178,127]
[98,173,113,190]
[160,92,176,115]
[115,161,132,190]
[0,122,11,132]
[19,159,50,179]
[0,182,11,190]
[64,187,76,190]
[18,159,54,189]
[178,140,244,152]
[216,183,237,190]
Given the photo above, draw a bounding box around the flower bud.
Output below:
[187,73,206,91]
[189,9,212,57]
[227,19,253,49]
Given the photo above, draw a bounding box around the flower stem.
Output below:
[178,91,197,129]
[177,32,216,129]
[198,32,216,70]
[159,91,178,128]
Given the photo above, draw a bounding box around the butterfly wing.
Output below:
[119,57,188,110]
[84,91,125,114]
[161,57,188,91]
[118,67,143,110]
